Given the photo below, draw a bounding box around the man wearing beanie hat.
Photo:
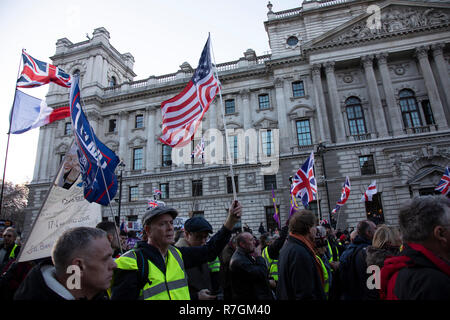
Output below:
[176,216,220,300]
[111,200,241,300]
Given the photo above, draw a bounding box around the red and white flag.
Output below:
[361,180,377,202]
[159,35,219,148]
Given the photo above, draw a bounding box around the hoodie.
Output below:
[380,243,450,300]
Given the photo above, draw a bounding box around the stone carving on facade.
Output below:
[324,7,449,46]
[174,180,185,193]
[209,176,219,190]
[245,172,256,185]
[143,183,152,195]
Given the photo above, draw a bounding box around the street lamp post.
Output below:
[116,161,125,226]
[317,142,332,225]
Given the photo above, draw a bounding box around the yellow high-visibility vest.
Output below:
[262,246,278,281]
[207,256,220,273]
[316,255,329,299]
[113,246,190,300]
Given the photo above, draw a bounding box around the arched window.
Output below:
[345,97,367,136]
[399,89,422,129]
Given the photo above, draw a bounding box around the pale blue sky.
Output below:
[0,0,303,184]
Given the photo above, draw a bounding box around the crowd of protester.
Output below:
[0,194,448,300]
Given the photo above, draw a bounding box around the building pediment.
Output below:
[407,165,445,186]
[252,116,278,129]
[304,1,450,52]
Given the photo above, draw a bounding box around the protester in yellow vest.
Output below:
[0,227,20,268]
[315,226,333,299]
[110,200,242,300]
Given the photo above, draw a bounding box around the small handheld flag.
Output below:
[435,167,449,196]
[291,152,317,208]
[331,176,351,214]
[361,180,377,202]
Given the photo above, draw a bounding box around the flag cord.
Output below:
[78,86,123,255]
[0,51,24,218]
[209,35,237,201]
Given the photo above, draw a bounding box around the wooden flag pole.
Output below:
[209,34,237,201]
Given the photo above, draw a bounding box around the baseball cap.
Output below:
[142,205,178,226]
[184,216,213,234]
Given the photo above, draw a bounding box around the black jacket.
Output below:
[111,225,232,300]
[14,260,108,300]
[381,243,450,300]
[276,236,326,300]
[339,235,371,300]
[229,248,273,300]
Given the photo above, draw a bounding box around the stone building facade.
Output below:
[25,0,450,235]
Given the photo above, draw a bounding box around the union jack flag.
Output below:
[291,152,317,208]
[191,137,205,160]
[159,35,219,148]
[153,188,162,197]
[17,50,72,88]
[331,176,351,215]
[435,167,450,196]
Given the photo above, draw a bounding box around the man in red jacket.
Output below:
[380,195,450,300]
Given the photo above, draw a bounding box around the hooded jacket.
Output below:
[380,243,450,300]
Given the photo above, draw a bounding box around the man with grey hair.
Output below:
[14,227,116,300]
[380,195,450,300]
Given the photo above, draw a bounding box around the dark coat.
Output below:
[111,225,232,300]
[229,248,273,300]
[380,243,450,300]
[276,235,326,300]
[339,235,371,300]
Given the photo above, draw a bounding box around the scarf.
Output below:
[289,232,325,287]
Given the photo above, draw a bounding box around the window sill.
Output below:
[256,107,274,113]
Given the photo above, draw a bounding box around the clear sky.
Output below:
[0,0,304,185]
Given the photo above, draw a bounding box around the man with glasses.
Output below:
[0,227,20,268]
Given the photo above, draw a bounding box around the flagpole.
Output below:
[0,50,24,219]
[313,151,323,221]
[209,34,237,201]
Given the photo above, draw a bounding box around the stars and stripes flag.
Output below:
[361,180,377,202]
[191,137,205,160]
[271,185,280,228]
[331,176,351,215]
[435,167,450,196]
[159,35,220,148]
[291,152,317,208]
[70,75,120,205]
[17,50,72,88]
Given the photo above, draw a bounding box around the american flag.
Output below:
[435,167,450,196]
[17,50,72,88]
[361,180,377,202]
[191,137,205,160]
[291,152,317,208]
[159,35,219,148]
[332,176,351,214]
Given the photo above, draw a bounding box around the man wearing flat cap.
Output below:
[175,216,220,300]
[110,200,242,300]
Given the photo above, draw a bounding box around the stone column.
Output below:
[311,64,331,143]
[146,107,157,172]
[85,56,95,84]
[416,46,448,130]
[46,123,57,179]
[274,78,290,153]
[362,55,388,137]
[240,89,251,163]
[118,111,128,163]
[209,100,218,130]
[431,43,450,122]
[324,62,346,143]
[376,53,403,136]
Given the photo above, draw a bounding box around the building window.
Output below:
[265,206,280,233]
[227,176,239,194]
[296,119,312,146]
[261,130,273,156]
[258,94,270,110]
[264,175,277,191]
[64,122,72,135]
[365,193,385,225]
[135,114,144,129]
[109,76,117,87]
[419,187,441,196]
[359,155,376,175]
[108,119,117,133]
[162,144,172,167]
[292,81,305,97]
[228,135,238,164]
[421,100,435,125]
[399,89,422,129]
[225,99,235,114]
[192,180,203,197]
[160,183,169,199]
[129,186,138,202]
[133,148,143,170]
[346,97,367,136]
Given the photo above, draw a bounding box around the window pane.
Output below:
[109,119,117,132]
[162,145,172,167]
[133,148,143,170]
[160,183,169,199]
[135,115,143,128]
[129,186,138,202]
[64,123,72,135]
[296,120,312,146]
[258,94,270,110]
[262,130,272,156]
[192,180,203,197]
[365,193,385,225]
[225,99,235,114]
[292,81,305,97]
[359,155,376,175]
[264,175,277,190]
[346,98,366,136]
[421,100,435,125]
[227,176,239,194]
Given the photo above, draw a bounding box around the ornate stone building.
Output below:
[25,0,450,235]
